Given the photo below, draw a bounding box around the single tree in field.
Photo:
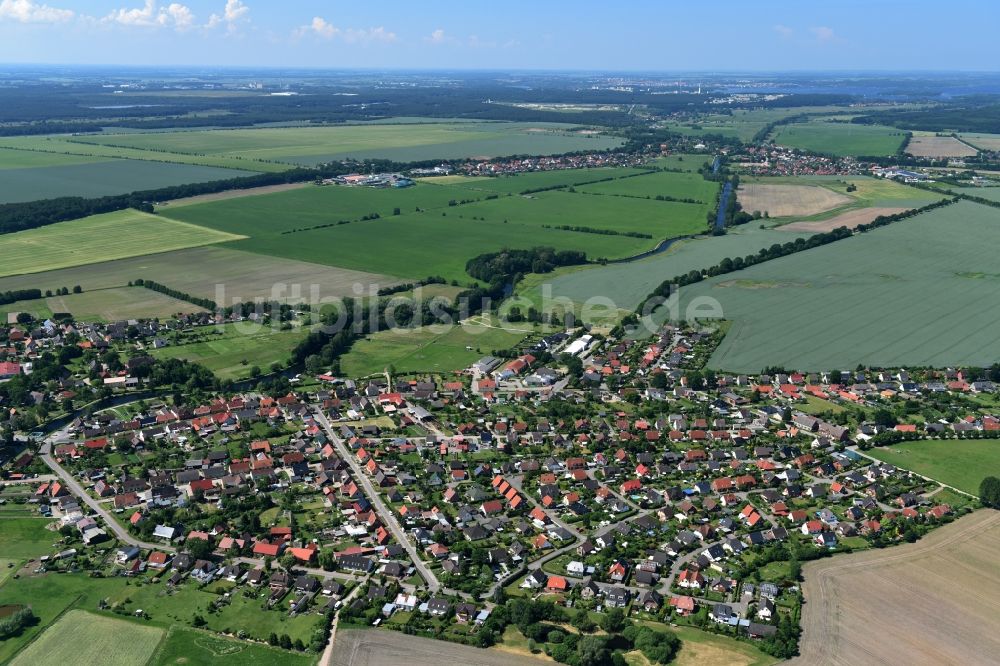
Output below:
[979,476,1000,508]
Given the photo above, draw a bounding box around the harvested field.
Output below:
[736,183,851,218]
[331,628,550,666]
[0,246,399,304]
[791,510,1000,666]
[779,206,908,232]
[959,133,1000,151]
[905,135,978,158]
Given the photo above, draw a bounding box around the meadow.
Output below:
[0,246,397,304]
[0,209,245,277]
[153,626,315,666]
[10,610,165,666]
[149,323,309,379]
[340,318,533,377]
[773,121,908,156]
[45,286,203,321]
[70,121,623,165]
[665,201,1000,372]
[866,439,1000,495]
[0,516,59,558]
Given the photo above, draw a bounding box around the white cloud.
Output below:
[297,17,396,43]
[223,0,247,22]
[164,2,193,29]
[811,26,835,42]
[428,28,445,43]
[773,24,793,39]
[0,0,74,23]
[103,0,196,29]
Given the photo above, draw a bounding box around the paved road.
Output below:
[312,406,442,592]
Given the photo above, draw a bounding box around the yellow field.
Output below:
[0,209,244,277]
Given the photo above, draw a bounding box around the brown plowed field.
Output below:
[791,510,1000,666]
[780,206,908,232]
[737,183,851,218]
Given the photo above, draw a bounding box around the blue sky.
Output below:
[0,0,995,70]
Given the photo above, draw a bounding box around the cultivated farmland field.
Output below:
[0,159,255,204]
[575,170,720,203]
[905,134,978,158]
[430,166,653,195]
[666,201,1000,371]
[45,286,204,321]
[333,628,551,666]
[71,121,623,165]
[0,135,288,172]
[779,206,909,232]
[523,222,811,314]
[0,209,245,277]
[959,133,1000,151]
[790,511,1000,666]
[736,182,851,218]
[959,186,1000,202]
[10,610,164,666]
[773,121,907,156]
[866,439,1000,495]
[0,246,399,304]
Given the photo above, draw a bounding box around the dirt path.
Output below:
[791,510,1000,666]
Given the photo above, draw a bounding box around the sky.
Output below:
[0,0,996,71]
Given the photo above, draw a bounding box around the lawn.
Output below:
[70,121,623,165]
[0,517,60,558]
[773,121,908,157]
[46,286,205,321]
[341,318,532,377]
[663,201,1000,372]
[10,610,164,666]
[866,438,1000,495]
[0,209,245,278]
[0,159,255,204]
[152,626,315,666]
[149,323,310,380]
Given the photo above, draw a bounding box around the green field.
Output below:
[159,181,483,236]
[70,121,623,165]
[959,186,1000,203]
[521,221,811,315]
[428,166,653,195]
[0,209,245,277]
[152,626,315,666]
[149,323,309,379]
[0,517,59,558]
[867,439,1000,495]
[458,189,711,237]
[10,610,165,666]
[664,200,1000,371]
[0,245,397,305]
[659,107,851,142]
[0,298,54,322]
[0,159,255,204]
[341,318,533,377]
[0,147,106,169]
[0,135,291,172]
[576,170,720,203]
[773,121,908,157]
[44,286,203,321]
